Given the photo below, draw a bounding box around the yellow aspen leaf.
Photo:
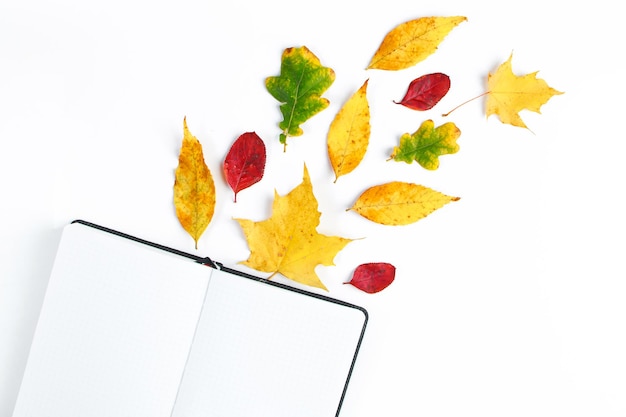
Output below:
[367,16,467,71]
[235,165,352,291]
[349,182,460,226]
[327,79,371,182]
[486,53,564,129]
[174,117,216,249]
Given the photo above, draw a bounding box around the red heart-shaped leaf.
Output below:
[344,262,396,293]
[394,72,451,111]
[223,132,266,202]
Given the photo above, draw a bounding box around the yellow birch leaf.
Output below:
[235,165,352,291]
[367,16,467,71]
[174,117,216,249]
[349,181,460,225]
[486,53,564,129]
[327,79,371,182]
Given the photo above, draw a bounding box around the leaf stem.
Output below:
[442,91,490,117]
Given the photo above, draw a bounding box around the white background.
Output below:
[1,0,624,416]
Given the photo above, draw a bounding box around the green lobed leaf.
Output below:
[265,46,335,151]
[390,119,461,170]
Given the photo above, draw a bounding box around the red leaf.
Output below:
[394,73,451,111]
[223,132,266,202]
[344,262,396,293]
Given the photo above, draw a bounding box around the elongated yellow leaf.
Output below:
[367,16,467,71]
[349,181,459,225]
[174,117,216,248]
[327,79,371,182]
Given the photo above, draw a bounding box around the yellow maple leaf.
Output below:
[367,16,467,71]
[349,181,460,226]
[486,53,563,129]
[327,79,371,182]
[174,117,216,249]
[235,165,352,291]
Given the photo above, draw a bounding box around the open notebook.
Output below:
[12,220,367,417]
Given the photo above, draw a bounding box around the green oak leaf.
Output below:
[390,119,461,170]
[265,46,335,151]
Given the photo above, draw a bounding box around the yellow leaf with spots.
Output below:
[174,117,216,249]
[327,79,371,182]
[367,16,467,71]
[349,182,459,225]
[235,165,352,291]
[486,53,563,129]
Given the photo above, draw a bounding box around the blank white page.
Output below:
[12,223,211,417]
[171,268,367,417]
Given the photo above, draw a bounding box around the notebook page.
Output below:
[12,223,211,417]
[171,268,367,417]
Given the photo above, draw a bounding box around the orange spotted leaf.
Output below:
[367,16,467,71]
[349,181,459,226]
[174,117,216,249]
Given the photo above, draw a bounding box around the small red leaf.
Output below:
[344,262,396,293]
[394,73,451,111]
[223,132,266,202]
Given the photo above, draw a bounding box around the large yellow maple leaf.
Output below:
[486,53,563,129]
[235,165,352,291]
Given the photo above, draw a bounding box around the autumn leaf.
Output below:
[344,262,396,294]
[235,165,352,291]
[394,73,450,110]
[265,46,335,151]
[327,79,371,182]
[367,16,467,71]
[223,132,266,202]
[174,117,216,249]
[486,53,563,129]
[390,119,461,170]
[349,181,459,226]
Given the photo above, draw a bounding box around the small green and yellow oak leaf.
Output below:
[367,16,467,71]
[349,181,460,226]
[327,79,371,182]
[235,165,352,291]
[486,53,563,129]
[265,46,335,151]
[390,119,461,170]
[174,117,216,249]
